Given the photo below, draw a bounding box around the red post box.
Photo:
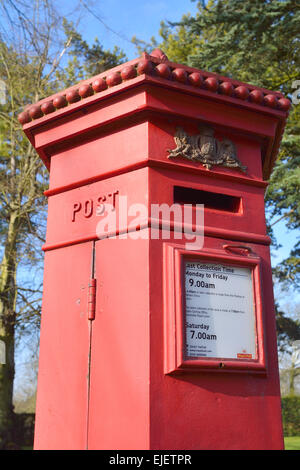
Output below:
[19,49,290,450]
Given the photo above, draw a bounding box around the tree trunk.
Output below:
[289,361,300,396]
[289,367,296,396]
[0,326,15,448]
[0,212,18,449]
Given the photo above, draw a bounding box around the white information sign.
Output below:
[184,261,257,360]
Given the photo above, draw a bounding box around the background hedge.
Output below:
[281,396,300,436]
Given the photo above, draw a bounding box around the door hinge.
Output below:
[88,278,96,321]
[88,242,97,321]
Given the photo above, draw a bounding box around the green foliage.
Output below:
[186,0,299,87]
[281,396,300,436]
[13,413,35,449]
[276,304,300,353]
[132,13,203,65]
[61,19,127,81]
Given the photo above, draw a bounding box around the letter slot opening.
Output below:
[173,186,242,213]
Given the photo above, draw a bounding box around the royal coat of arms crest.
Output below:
[168,126,247,172]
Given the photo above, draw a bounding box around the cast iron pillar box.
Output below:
[19,49,291,450]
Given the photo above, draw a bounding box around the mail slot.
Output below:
[173,186,242,213]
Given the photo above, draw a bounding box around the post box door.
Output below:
[34,242,93,450]
[87,236,150,450]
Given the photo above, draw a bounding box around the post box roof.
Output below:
[18,49,291,180]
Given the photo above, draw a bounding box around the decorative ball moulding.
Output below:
[17,52,291,125]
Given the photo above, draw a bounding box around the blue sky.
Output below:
[61,0,199,60]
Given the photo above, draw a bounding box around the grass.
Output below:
[284,436,300,450]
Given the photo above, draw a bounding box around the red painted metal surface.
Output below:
[19,50,289,450]
[34,242,93,449]
[150,235,283,450]
[87,238,150,449]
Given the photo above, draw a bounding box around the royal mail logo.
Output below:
[237,353,253,359]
